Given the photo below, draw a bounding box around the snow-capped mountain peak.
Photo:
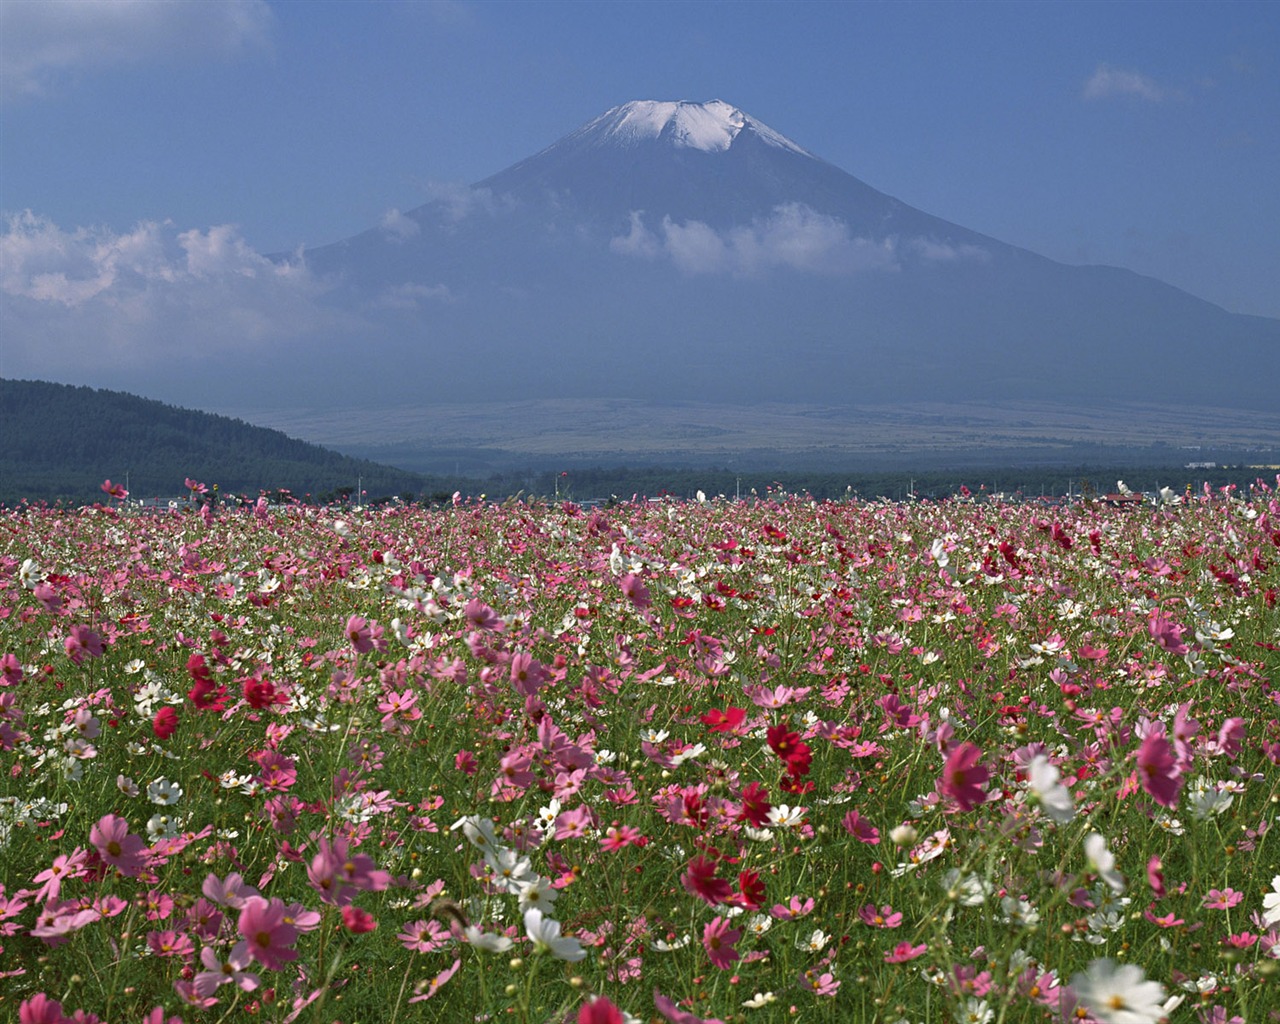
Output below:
[580,99,811,155]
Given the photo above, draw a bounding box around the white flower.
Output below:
[954,998,992,1024]
[1262,875,1280,927]
[767,804,807,829]
[743,991,776,1008]
[1027,755,1075,823]
[890,823,918,847]
[797,928,829,952]
[535,798,562,832]
[523,908,586,961]
[1071,959,1167,1024]
[451,814,501,852]
[484,847,537,893]
[942,869,991,906]
[516,876,559,914]
[117,775,139,798]
[147,779,183,806]
[147,813,182,840]
[1084,833,1125,894]
[463,925,514,953]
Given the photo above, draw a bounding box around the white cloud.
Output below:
[910,238,991,263]
[609,211,661,259]
[611,204,899,277]
[380,208,422,241]
[373,282,453,309]
[420,181,507,224]
[1,0,272,101]
[1082,64,1164,102]
[0,211,351,376]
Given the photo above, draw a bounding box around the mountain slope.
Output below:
[0,379,429,504]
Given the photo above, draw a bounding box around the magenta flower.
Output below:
[702,915,741,970]
[89,814,148,877]
[101,479,128,500]
[842,808,880,844]
[237,896,300,970]
[579,996,626,1024]
[858,903,903,928]
[345,615,375,653]
[18,993,69,1024]
[63,625,104,665]
[681,855,734,906]
[1136,732,1181,808]
[939,742,989,812]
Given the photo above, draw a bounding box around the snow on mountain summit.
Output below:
[580,99,811,155]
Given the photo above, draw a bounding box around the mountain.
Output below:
[0,379,431,504]
[293,98,1278,415]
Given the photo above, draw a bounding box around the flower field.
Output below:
[2,484,1279,1024]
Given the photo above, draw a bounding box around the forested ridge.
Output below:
[0,379,427,504]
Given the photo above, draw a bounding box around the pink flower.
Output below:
[31,848,88,903]
[858,903,902,928]
[89,814,148,877]
[654,989,726,1024]
[192,942,260,999]
[101,479,128,500]
[398,918,449,953]
[619,573,652,610]
[1203,888,1243,910]
[1147,856,1166,899]
[345,615,376,653]
[702,915,741,970]
[1136,732,1181,808]
[1148,613,1189,654]
[554,805,596,842]
[601,824,646,851]
[884,940,928,963]
[939,742,989,812]
[237,896,299,971]
[799,968,840,996]
[407,957,460,1003]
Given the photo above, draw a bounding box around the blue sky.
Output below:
[2,0,1278,330]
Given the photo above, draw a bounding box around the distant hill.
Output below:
[0,379,430,504]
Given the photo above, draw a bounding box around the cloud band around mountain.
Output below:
[611,204,986,276]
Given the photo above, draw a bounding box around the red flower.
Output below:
[701,706,747,733]
[153,706,179,740]
[340,905,378,933]
[242,677,278,710]
[734,869,765,910]
[737,782,772,827]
